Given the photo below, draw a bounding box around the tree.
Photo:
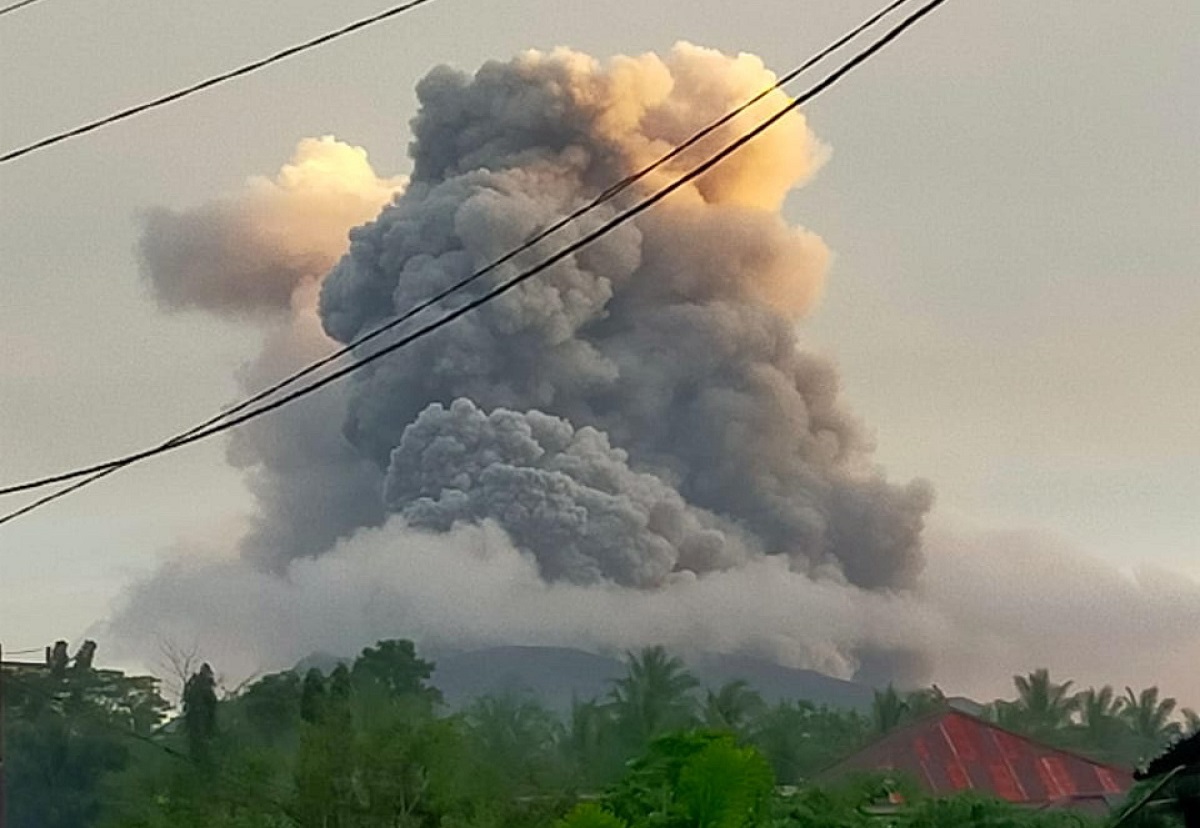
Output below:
[1070,685,1128,763]
[10,640,171,736]
[240,669,302,739]
[154,638,202,703]
[608,731,774,828]
[1184,708,1200,737]
[1123,686,1183,760]
[608,646,699,749]
[296,694,476,826]
[1077,685,1123,729]
[182,663,218,761]
[703,680,766,734]
[557,803,628,828]
[898,793,1103,827]
[329,662,352,702]
[674,736,775,827]
[298,668,326,724]
[871,685,910,735]
[3,640,170,828]
[463,691,564,793]
[749,700,869,784]
[563,697,624,787]
[351,639,441,704]
[6,705,130,828]
[294,710,357,826]
[997,669,1079,741]
[870,685,945,736]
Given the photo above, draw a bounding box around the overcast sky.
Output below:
[1,0,1197,698]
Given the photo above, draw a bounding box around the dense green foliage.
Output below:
[983,670,1194,769]
[4,640,1196,827]
[3,642,171,828]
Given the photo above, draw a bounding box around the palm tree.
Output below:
[1072,686,1126,763]
[1078,686,1123,726]
[563,697,623,787]
[749,700,869,784]
[1122,686,1183,759]
[464,692,562,791]
[870,685,945,735]
[871,685,909,735]
[1183,708,1200,736]
[1006,669,1079,740]
[702,680,766,734]
[608,646,699,748]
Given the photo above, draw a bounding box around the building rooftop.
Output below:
[816,708,1133,808]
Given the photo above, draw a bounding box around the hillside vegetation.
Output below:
[3,640,1195,827]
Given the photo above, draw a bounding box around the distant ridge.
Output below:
[433,646,626,711]
[688,652,875,710]
[293,645,876,712]
[429,646,875,712]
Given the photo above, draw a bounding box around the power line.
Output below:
[0,0,949,525]
[0,0,439,165]
[0,0,946,515]
[0,462,132,526]
[0,0,46,18]
[0,0,919,514]
[0,0,921,523]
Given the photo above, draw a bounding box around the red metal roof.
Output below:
[817,709,1133,805]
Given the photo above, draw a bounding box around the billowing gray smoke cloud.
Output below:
[386,399,754,586]
[139,137,403,315]
[112,44,1200,705]
[317,43,931,588]
[125,43,934,681]
[136,137,404,563]
[107,519,1200,704]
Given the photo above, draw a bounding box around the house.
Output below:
[815,708,1132,815]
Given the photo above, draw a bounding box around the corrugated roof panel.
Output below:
[993,728,1025,761]
[943,710,979,762]
[1096,767,1123,794]
[1037,755,1072,797]
[816,709,1133,806]
[1012,750,1051,801]
[987,760,1024,801]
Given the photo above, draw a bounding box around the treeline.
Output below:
[872,669,1198,768]
[3,639,1195,827]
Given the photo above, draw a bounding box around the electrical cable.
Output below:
[0,0,948,526]
[0,0,946,514]
[0,0,47,18]
[0,0,921,499]
[0,0,918,517]
[0,0,439,164]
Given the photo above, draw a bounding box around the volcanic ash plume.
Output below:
[386,399,755,586]
[138,137,404,561]
[121,43,935,678]
[140,136,404,316]
[319,43,932,588]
